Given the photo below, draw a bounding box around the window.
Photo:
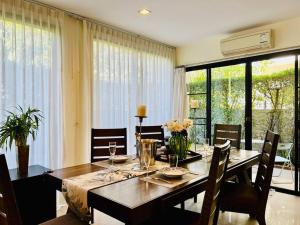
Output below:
[186,70,207,144]
[0,11,62,169]
[93,38,174,152]
[186,50,300,194]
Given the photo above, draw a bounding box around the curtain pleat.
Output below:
[172,67,188,122]
[0,0,63,169]
[89,22,175,152]
[0,0,176,168]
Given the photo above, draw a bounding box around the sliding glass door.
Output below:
[296,55,300,193]
[252,56,296,191]
[211,64,246,148]
[186,49,300,194]
[186,69,207,149]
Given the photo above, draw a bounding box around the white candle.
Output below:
[137,105,147,117]
[190,100,200,109]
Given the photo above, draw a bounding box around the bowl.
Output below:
[159,167,187,178]
[111,155,129,163]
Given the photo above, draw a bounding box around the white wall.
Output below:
[176,17,300,66]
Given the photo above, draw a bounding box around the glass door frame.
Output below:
[186,49,300,195]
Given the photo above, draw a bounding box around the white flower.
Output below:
[165,119,192,132]
[173,122,184,132]
[183,119,193,129]
[165,121,176,132]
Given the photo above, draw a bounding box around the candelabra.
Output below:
[135,115,147,158]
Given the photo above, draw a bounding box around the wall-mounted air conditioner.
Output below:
[220,29,273,55]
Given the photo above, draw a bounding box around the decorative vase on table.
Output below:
[165,119,193,160]
[0,106,42,175]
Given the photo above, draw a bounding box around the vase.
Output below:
[169,134,188,160]
[16,145,29,175]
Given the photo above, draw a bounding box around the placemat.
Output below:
[140,172,202,188]
[92,157,169,176]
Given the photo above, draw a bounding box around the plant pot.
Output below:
[16,145,29,175]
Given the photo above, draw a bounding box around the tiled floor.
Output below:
[58,191,300,225]
[252,165,295,190]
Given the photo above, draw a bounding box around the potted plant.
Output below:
[165,119,193,160]
[0,106,43,174]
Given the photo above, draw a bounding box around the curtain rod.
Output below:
[24,0,176,49]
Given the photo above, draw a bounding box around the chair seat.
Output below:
[220,182,259,214]
[275,155,289,163]
[40,213,88,225]
[143,207,201,225]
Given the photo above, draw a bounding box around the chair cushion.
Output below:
[143,207,201,225]
[220,182,259,214]
[40,213,88,225]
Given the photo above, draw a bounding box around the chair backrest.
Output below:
[91,128,127,162]
[135,125,165,146]
[213,124,242,149]
[254,130,279,212]
[200,140,231,225]
[0,154,22,225]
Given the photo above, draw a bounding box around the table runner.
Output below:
[63,160,169,222]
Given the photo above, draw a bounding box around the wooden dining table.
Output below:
[48,149,260,225]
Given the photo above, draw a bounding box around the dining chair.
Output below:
[135,125,165,146]
[0,154,87,225]
[91,128,127,162]
[144,140,231,225]
[273,142,294,179]
[220,130,280,225]
[213,123,242,149]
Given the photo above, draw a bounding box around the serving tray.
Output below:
[156,150,202,165]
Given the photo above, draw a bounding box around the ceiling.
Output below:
[36,0,300,46]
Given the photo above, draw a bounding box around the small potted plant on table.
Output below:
[0,106,43,174]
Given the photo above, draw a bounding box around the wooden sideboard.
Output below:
[9,165,56,225]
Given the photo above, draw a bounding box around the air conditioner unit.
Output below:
[220,30,273,55]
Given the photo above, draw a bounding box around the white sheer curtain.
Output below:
[92,24,175,153]
[0,0,63,169]
[172,67,188,121]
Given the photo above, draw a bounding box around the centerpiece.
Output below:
[0,106,43,174]
[165,119,193,160]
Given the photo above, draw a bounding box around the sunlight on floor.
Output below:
[57,191,300,225]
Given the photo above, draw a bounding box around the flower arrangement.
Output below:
[165,119,193,160]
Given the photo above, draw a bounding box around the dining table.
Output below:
[48,149,260,225]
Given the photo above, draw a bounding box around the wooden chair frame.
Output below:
[91,128,127,162]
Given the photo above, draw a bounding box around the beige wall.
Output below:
[176,17,300,66]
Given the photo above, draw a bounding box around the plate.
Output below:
[110,155,129,163]
[159,167,187,178]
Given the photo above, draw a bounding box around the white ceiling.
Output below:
[37,0,300,46]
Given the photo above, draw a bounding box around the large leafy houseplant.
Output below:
[0,106,43,174]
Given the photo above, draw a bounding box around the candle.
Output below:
[137,105,147,117]
[190,100,200,109]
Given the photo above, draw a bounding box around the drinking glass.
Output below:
[169,154,178,168]
[201,138,210,158]
[109,142,117,166]
[143,148,152,177]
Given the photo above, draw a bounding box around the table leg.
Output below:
[237,169,252,185]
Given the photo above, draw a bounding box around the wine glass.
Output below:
[143,148,152,177]
[109,142,117,166]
